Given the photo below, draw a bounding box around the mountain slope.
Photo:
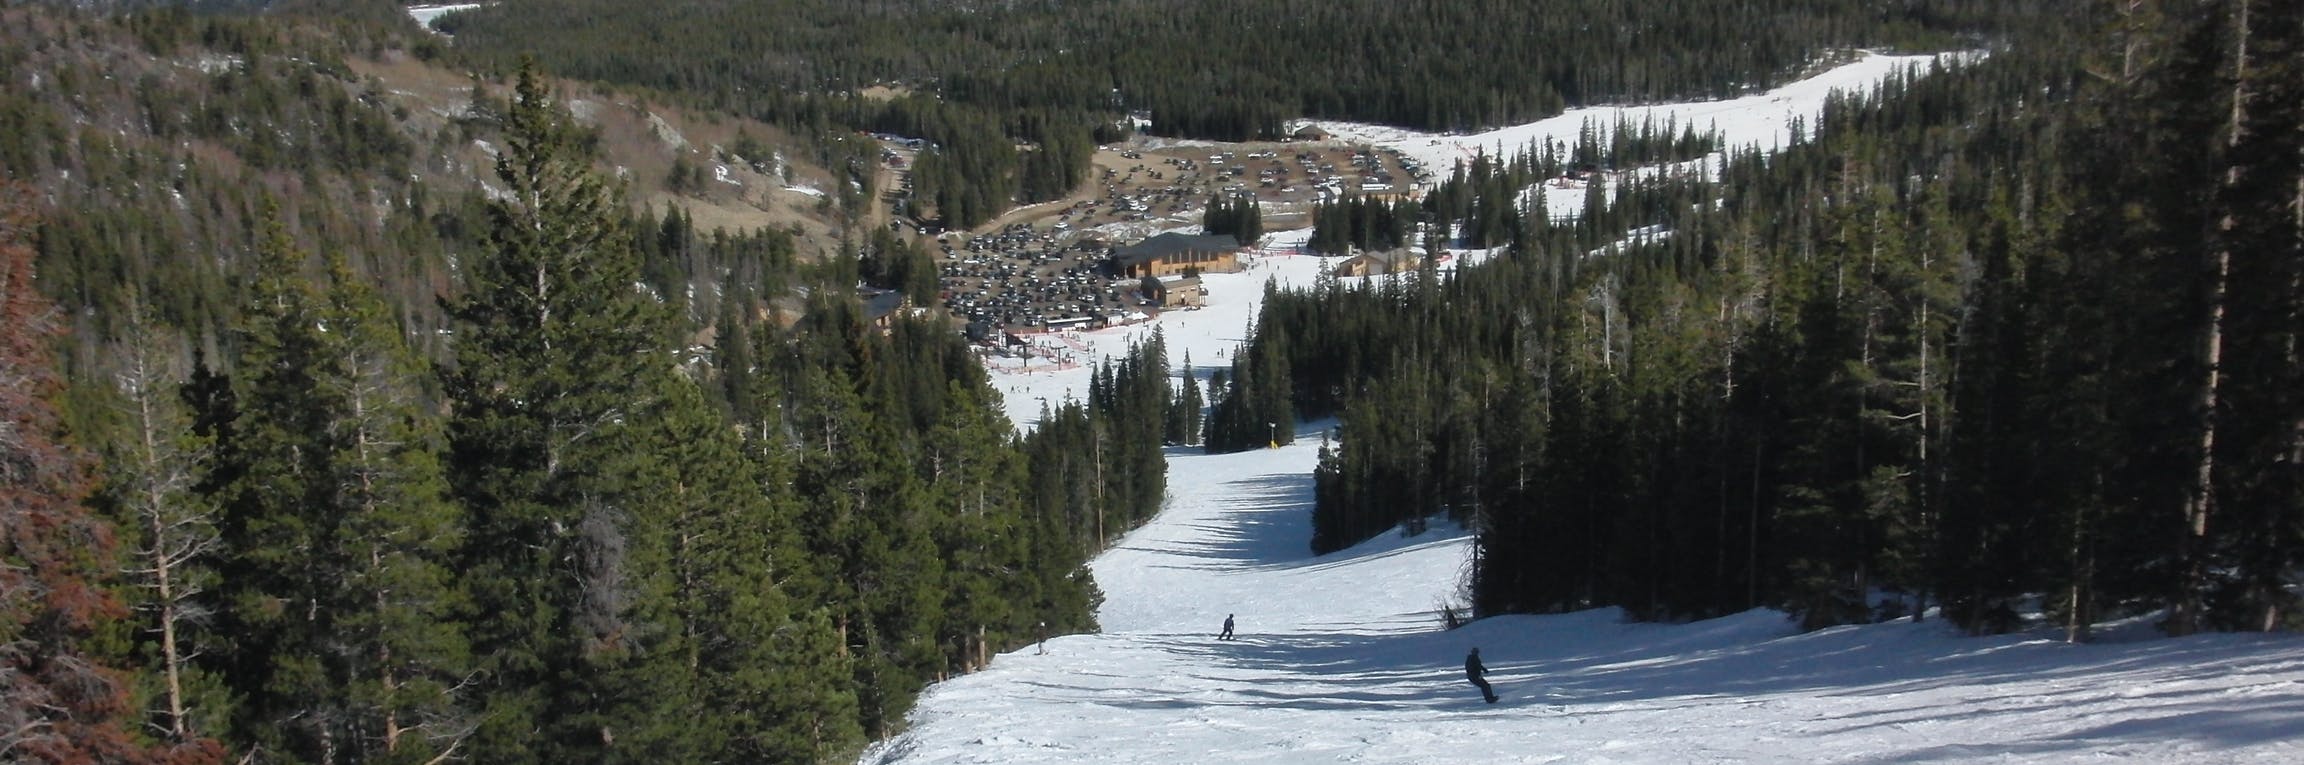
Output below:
[869,433,2304,763]
[865,53,2304,764]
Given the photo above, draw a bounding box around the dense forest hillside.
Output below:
[435,0,2023,136]
[6,0,2299,763]
[1211,0,2304,641]
[1,3,1174,762]
[0,0,870,365]
[427,0,2047,228]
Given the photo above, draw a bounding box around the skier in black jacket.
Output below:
[1465,647,1497,703]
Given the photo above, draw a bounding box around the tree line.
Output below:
[1223,1,2304,638]
[1375,115,1726,256]
[435,0,2020,137]
[1201,193,1264,248]
[429,0,2037,227]
[2,6,1180,760]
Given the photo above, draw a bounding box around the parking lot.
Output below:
[890,133,1434,335]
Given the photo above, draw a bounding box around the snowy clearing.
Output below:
[405,4,485,30]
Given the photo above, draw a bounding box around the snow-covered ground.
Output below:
[898,264,2304,765]
[863,425,2304,763]
[869,52,2304,764]
[984,51,1970,427]
[1322,51,1965,177]
[406,4,485,30]
[867,438,2304,764]
[906,278,2304,765]
[1328,50,1965,225]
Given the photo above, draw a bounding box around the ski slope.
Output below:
[863,54,2304,764]
[866,431,2304,763]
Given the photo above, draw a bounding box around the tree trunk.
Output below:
[117,303,213,743]
[2173,0,2251,638]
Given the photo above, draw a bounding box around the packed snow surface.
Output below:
[405,4,485,29]
[862,54,2304,765]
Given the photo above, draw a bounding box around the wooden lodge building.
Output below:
[1144,275,1205,309]
[1332,248,1423,278]
[1109,232,1246,278]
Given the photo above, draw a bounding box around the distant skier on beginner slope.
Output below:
[1219,614,1235,640]
[1466,647,1497,703]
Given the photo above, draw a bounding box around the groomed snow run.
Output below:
[862,54,2304,765]
[864,427,2304,763]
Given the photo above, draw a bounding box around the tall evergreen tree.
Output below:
[1168,352,1204,446]
[439,58,675,762]
[212,211,342,758]
[313,250,475,763]
[2201,0,2304,632]
[203,210,476,763]
[647,374,859,760]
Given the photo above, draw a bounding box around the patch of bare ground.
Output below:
[348,51,847,258]
[933,134,1425,247]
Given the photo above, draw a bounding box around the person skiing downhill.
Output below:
[1219,614,1235,640]
[1466,647,1497,703]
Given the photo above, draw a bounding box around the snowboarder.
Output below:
[1466,647,1496,703]
[1219,614,1235,641]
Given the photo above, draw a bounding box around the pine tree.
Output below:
[922,379,1033,674]
[1771,180,1896,630]
[1168,352,1204,446]
[1240,197,1265,246]
[640,375,858,761]
[441,58,675,762]
[314,250,475,762]
[213,210,341,757]
[782,359,942,737]
[2203,0,2304,631]
[198,209,472,762]
[2049,0,2256,638]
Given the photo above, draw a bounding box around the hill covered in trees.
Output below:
[0,3,1181,762]
[436,0,2024,137]
[7,0,2300,763]
[1209,1,2304,641]
[427,0,2043,228]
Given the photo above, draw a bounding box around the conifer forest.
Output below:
[1,0,2301,763]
